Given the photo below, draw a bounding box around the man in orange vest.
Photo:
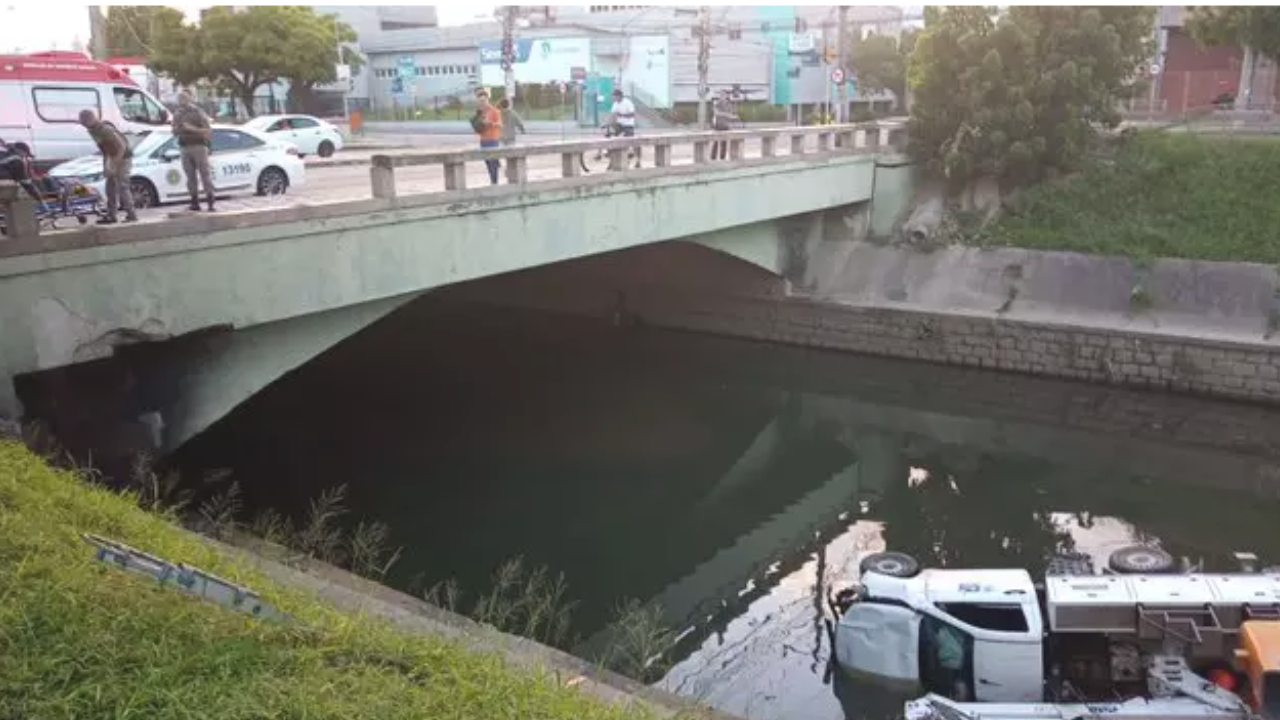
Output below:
[472,88,503,185]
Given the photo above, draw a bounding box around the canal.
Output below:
[176,296,1280,720]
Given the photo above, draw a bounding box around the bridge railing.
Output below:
[368,122,906,200]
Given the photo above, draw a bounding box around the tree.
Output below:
[848,29,919,108]
[104,6,186,59]
[1186,7,1280,62]
[907,6,1155,190]
[151,6,360,116]
[281,11,363,114]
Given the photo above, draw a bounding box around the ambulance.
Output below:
[0,51,172,167]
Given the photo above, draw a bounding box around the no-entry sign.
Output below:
[830,68,845,85]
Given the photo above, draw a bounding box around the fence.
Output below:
[367,122,906,198]
[365,82,584,123]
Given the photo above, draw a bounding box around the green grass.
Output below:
[990,132,1280,263]
[0,440,664,720]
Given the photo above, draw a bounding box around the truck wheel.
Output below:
[1107,545,1175,574]
[860,552,920,578]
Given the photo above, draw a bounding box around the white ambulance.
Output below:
[0,51,172,167]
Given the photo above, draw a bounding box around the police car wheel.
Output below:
[130,178,158,209]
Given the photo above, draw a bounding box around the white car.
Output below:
[243,114,345,158]
[49,125,305,209]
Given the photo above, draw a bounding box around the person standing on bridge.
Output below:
[172,92,216,212]
[77,110,137,225]
[710,91,739,162]
[497,97,526,183]
[472,89,503,185]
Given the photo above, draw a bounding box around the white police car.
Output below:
[49,125,306,209]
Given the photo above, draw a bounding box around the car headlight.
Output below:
[77,173,104,183]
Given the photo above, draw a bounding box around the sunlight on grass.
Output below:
[0,439,665,720]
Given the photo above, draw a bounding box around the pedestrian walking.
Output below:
[497,97,526,148]
[77,109,137,224]
[471,88,503,185]
[172,91,216,211]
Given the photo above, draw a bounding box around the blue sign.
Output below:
[397,55,416,79]
[390,77,404,96]
[479,38,546,65]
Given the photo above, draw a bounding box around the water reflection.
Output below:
[176,300,1280,720]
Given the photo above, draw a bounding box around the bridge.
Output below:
[0,122,912,458]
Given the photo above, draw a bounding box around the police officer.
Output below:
[171,91,216,212]
[77,109,137,224]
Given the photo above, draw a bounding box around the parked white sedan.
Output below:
[49,125,306,209]
[243,114,345,158]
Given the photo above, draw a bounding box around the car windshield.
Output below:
[242,117,277,131]
[131,131,175,157]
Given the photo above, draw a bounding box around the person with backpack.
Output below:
[77,109,137,224]
[471,88,503,185]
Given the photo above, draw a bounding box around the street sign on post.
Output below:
[397,56,416,79]
[830,68,845,85]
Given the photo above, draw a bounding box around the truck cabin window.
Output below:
[936,602,1029,633]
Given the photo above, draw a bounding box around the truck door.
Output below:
[933,602,1044,703]
[918,613,976,701]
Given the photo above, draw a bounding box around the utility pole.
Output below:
[696,5,711,127]
[88,5,107,60]
[835,5,849,123]
[335,16,350,125]
[500,6,518,102]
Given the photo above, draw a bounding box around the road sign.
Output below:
[830,68,845,85]
[397,56,416,79]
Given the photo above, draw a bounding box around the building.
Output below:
[1155,6,1279,113]
[356,5,907,119]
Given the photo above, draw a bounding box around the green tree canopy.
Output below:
[848,29,919,108]
[151,6,360,116]
[1186,7,1280,61]
[907,6,1155,190]
[104,6,187,59]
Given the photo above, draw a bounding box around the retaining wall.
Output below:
[439,241,1280,406]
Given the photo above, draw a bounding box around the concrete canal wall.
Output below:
[436,241,1280,407]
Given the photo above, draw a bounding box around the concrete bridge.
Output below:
[0,122,912,457]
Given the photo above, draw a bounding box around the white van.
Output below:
[0,51,171,167]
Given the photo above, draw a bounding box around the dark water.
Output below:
[177,296,1280,720]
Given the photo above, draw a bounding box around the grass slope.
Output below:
[991,132,1280,263]
[0,440,661,720]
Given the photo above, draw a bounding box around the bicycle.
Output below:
[579,123,642,174]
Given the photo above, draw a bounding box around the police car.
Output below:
[48,124,305,209]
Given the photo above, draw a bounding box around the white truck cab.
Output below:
[835,564,1045,702]
[833,547,1280,720]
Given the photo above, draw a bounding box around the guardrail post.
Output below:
[607,147,627,172]
[864,126,882,151]
[790,134,805,155]
[886,127,907,151]
[761,135,777,157]
[836,128,855,149]
[654,143,672,167]
[729,138,745,161]
[818,131,832,151]
[443,160,467,191]
[562,152,582,178]
[369,158,397,200]
[694,140,709,163]
[504,155,528,184]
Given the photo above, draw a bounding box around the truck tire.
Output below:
[860,552,920,578]
[1107,545,1175,574]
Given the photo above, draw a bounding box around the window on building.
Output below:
[416,66,425,76]
[728,24,742,40]
[32,87,100,123]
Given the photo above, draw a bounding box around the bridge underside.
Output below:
[2,153,913,459]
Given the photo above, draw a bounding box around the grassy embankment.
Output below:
[0,439,666,720]
[989,132,1280,264]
